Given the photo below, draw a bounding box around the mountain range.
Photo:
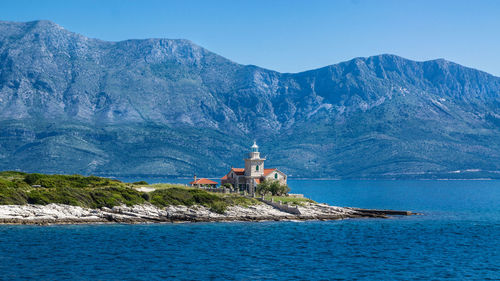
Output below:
[1,20,500,179]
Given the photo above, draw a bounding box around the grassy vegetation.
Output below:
[148,183,187,190]
[0,171,146,208]
[23,173,124,189]
[149,188,259,214]
[0,171,259,213]
[264,195,316,206]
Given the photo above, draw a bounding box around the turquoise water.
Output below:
[0,180,499,280]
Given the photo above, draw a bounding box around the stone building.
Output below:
[220,142,287,195]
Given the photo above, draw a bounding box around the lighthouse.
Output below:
[220,141,287,195]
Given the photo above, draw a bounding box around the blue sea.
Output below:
[0,180,499,280]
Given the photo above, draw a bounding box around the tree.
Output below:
[279,184,290,195]
[256,180,271,195]
[222,183,233,189]
[257,179,290,196]
[269,181,280,195]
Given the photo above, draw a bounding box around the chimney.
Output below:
[194,174,197,182]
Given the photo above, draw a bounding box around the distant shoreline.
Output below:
[111,176,498,181]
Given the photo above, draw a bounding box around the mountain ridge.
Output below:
[1,20,500,179]
[5,20,493,77]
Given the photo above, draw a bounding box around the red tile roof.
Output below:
[231,168,245,175]
[254,178,261,184]
[221,168,245,180]
[221,168,279,180]
[190,178,218,185]
[263,168,277,176]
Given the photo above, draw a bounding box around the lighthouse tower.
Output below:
[245,141,265,177]
[244,141,265,194]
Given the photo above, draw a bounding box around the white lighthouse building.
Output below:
[221,142,287,195]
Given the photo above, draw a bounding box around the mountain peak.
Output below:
[0,19,64,32]
[28,19,62,28]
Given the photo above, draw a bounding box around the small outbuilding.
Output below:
[189,177,218,188]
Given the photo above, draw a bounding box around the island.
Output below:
[0,171,415,225]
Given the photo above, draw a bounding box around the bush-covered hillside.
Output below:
[0,171,258,213]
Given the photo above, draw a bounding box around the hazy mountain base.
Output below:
[0,120,248,177]
[1,20,500,178]
[2,119,500,179]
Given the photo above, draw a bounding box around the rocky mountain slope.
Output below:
[1,20,500,178]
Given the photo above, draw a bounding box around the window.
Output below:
[274,173,278,179]
[256,165,259,171]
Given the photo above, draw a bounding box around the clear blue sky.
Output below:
[1,0,500,76]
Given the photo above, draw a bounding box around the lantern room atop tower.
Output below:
[251,141,258,152]
[248,141,263,159]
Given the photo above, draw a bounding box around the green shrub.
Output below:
[23,173,124,189]
[221,194,258,207]
[150,188,228,212]
[141,192,151,201]
[88,187,145,208]
[150,188,259,213]
[209,201,227,214]
[0,186,28,205]
[0,171,27,179]
[26,187,92,206]
[0,178,14,188]
[22,186,145,208]
[133,181,149,185]
[24,173,44,185]
[3,172,142,208]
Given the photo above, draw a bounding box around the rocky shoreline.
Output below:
[0,202,414,225]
